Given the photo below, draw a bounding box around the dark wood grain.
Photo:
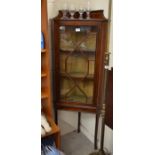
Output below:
[105,68,113,129]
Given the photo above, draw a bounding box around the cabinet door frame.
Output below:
[53,20,107,113]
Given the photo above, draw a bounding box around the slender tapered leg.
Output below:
[94,113,99,149]
[77,112,81,133]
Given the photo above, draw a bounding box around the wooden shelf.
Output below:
[41,49,46,53]
[60,95,93,104]
[60,72,94,80]
[60,49,95,56]
[41,119,60,138]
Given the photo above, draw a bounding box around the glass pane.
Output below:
[59,26,97,104]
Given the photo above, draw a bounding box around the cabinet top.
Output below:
[53,10,108,22]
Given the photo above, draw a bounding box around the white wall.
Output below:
[47,0,113,154]
[48,0,109,18]
[81,113,113,154]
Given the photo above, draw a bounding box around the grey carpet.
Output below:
[61,131,94,155]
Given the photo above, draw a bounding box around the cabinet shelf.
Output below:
[60,49,95,56]
[60,72,94,80]
[60,95,93,104]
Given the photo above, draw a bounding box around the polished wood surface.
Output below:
[105,68,113,129]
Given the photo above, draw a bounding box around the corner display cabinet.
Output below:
[52,10,109,149]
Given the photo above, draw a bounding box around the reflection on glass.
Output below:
[60,27,96,52]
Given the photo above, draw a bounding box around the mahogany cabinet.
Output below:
[51,10,108,149]
[52,10,108,113]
